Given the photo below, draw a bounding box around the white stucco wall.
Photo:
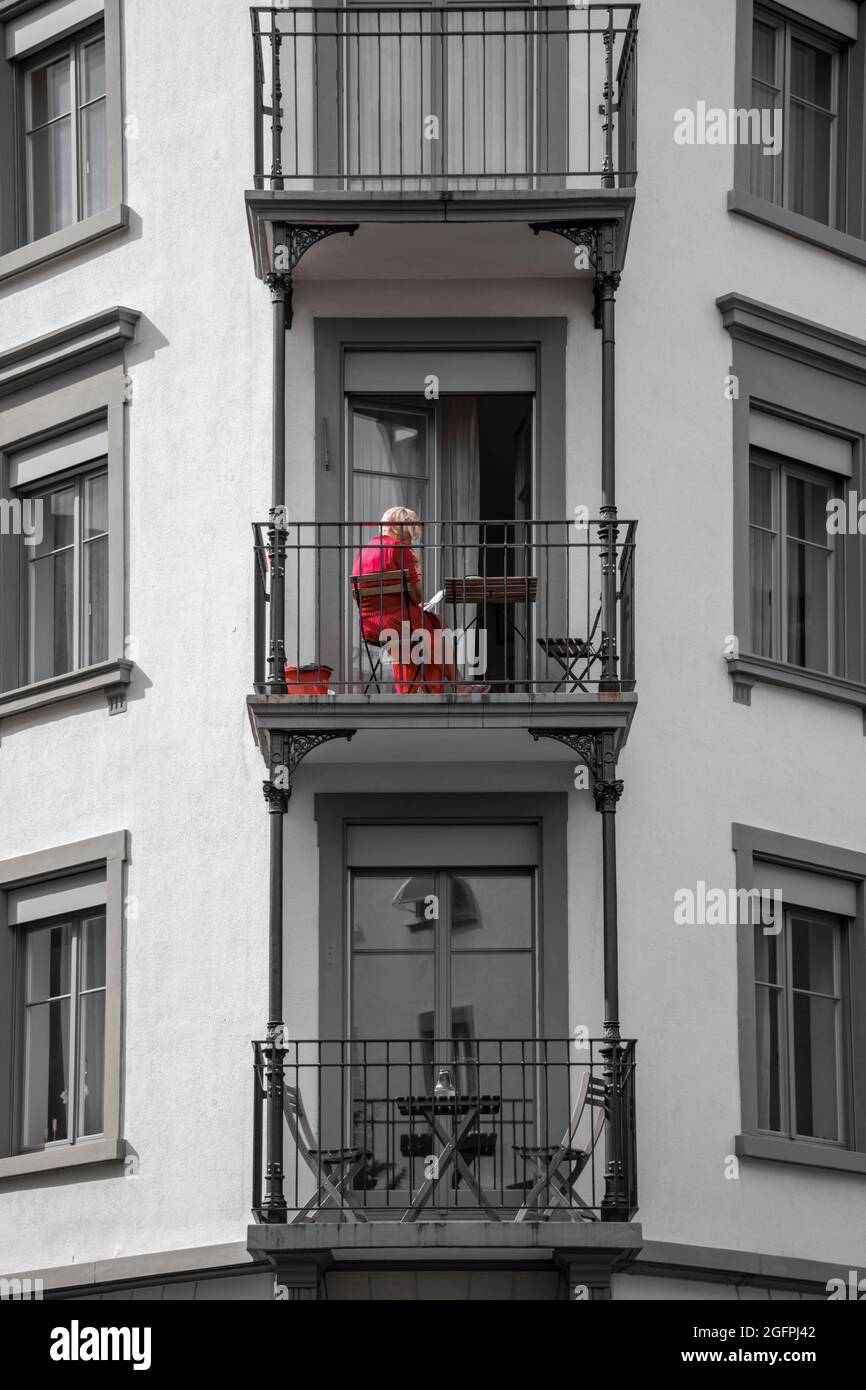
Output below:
[0,0,864,1285]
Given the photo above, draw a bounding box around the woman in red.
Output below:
[352,506,457,693]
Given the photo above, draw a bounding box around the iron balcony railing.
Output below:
[251,5,639,191]
[253,518,636,695]
[252,1037,637,1222]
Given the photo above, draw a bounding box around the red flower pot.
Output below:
[284,663,333,695]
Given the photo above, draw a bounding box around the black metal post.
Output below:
[271,24,284,191]
[597,226,621,693]
[595,755,627,1220]
[265,244,290,697]
[601,11,615,189]
[262,733,289,1222]
[260,229,291,1221]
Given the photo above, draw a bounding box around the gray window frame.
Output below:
[0,830,127,1181]
[718,292,866,712]
[0,306,138,725]
[730,0,866,263]
[315,793,569,1043]
[0,0,127,283]
[733,822,866,1174]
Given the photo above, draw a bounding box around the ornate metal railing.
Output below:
[251,5,639,191]
[252,518,637,695]
[252,1036,637,1221]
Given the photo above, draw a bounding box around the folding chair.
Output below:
[512,1073,606,1222]
[537,603,603,692]
[351,573,407,692]
[283,1083,370,1224]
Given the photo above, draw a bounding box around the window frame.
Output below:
[16,21,107,245]
[751,3,845,231]
[748,449,842,676]
[753,905,851,1148]
[0,830,127,1182]
[17,459,110,687]
[0,0,126,283]
[733,823,866,1174]
[17,906,108,1153]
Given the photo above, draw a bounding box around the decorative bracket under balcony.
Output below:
[529,729,624,812]
[528,222,622,329]
[263,730,357,810]
[267,226,359,328]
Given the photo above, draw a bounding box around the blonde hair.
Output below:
[380,505,420,543]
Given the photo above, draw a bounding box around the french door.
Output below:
[340,1,561,191]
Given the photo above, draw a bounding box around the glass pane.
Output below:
[83,534,108,665]
[749,528,775,658]
[33,485,75,557]
[352,874,435,950]
[791,917,836,995]
[23,997,70,1146]
[27,55,71,126]
[793,993,839,1140]
[26,922,72,1002]
[788,103,833,225]
[84,473,108,540]
[352,952,434,1039]
[790,39,833,109]
[353,409,428,475]
[80,37,106,103]
[353,472,428,533]
[755,984,783,1132]
[786,475,829,545]
[31,547,74,681]
[449,873,532,948]
[81,915,106,990]
[447,10,528,183]
[80,99,107,219]
[786,540,829,671]
[752,21,778,86]
[28,117,73,238]
[749,463,773,528]
[755,929,780,985]
[78,990,105,1136]
[346,11,434,187]
[450,952,533,1041]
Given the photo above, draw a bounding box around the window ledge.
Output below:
[727,655,866,712]
[0,205,130,286]
[0,1138,124,1182]
[0,659,133,722]
[735,1133,866,1176]
[728,189,866,268]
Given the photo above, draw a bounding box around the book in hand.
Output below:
[423,589,445,612]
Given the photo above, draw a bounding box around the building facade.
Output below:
[0,0,865,1302]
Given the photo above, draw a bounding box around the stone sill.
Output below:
[0,660,133,724]
[728,189,866,267]
[0,206,130,284]
[0,1137,124,1182]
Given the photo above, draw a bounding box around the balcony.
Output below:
[250,1037,637,1225]
[247,518,637,763]
[245,4,640,278]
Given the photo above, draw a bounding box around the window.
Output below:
[755,909,848,1143]
[0,0,126,283]
[21,463,108,684]
[19,25,107,244]
[21,910,106,1150]
[0,830,127,1179]
[748,453,842,675]
[733,823,866,1173]
[719,292,866,710]
[0,307,138,722]
[751,7,844,230]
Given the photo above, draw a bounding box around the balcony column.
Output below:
[597,227,621,693]
[265,247,290,697]
[594,764,628,1221]
[262,732,290,1223]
